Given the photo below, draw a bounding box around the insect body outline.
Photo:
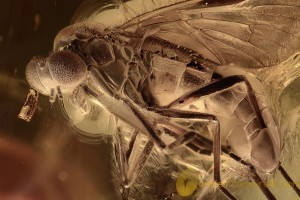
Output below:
[19,0,300,199]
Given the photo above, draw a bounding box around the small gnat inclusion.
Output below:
[19,0,300,199]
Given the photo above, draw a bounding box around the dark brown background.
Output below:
[0,1,116,199]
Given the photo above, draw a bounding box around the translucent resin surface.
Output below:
[7,0,300,199]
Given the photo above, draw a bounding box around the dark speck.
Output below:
[212,72,223,80]
[150,74,155,80]
[293,54,299,60]
[186,60,205,71]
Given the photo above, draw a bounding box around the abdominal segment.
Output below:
[178,81,280,172]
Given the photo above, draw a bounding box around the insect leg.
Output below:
[49,88,57,104]
[126,130,139,161]
[167,76,264,128]
[226,152,277,200]
[126,137,154,188]
[165,76,281,199]
[168,75,281,172]
[114,129,154,200]
[227,149,300,198]
[83,68,166,148]
[114,131,129,199]
[212,120,238,200]
[122,98,167,148]
[168,75,300,196]
[167,131,197,150]
[152,108,237,200]
[278,163,300,197]
[56,86,63,100]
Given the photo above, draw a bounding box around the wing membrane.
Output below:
[71,0,300,68]
[119,0,300,68]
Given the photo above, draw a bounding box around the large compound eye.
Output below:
[25,58,49,95]
[46,51,87,89]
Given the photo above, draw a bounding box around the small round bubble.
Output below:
[176,169,199,197]
[46,51,87,87]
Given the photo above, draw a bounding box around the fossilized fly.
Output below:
[19,0,300,199]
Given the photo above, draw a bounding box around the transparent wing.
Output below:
[72,0,300,68]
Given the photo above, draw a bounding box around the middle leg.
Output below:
[151,108,237,200]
